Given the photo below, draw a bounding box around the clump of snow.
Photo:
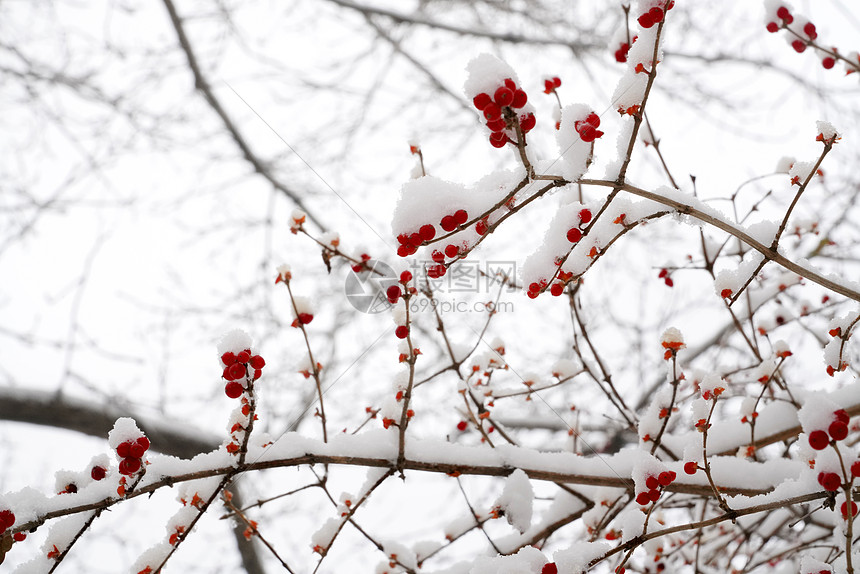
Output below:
[775,156,795,173]
[319,231,340,248]
[108,417,144,451]
[493,469,534,533]
[699,373,725,398]
[713,251,765,298]
[311,517,342,553]
[660,327,685,347]
[463,54,520,101]
[469,545,546,574]
[816,120,839,140]
[217,329,253,357]
[553,541,610,573]
[556,104,597,181]
[291,296,314,317]
[552,358,581,379]
[289,208,306,231]
[788,161,815,184]
[797,394,840,433]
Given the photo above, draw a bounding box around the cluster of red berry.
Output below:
[542,76,561,95]
[766,6,837,68]
[396,209,471,262]
[566,208,592,244]
[574,113,603,143]
[807,409,850,450]
[116,436,150,476]
[472,78,535,148]
[613,35,638,63]
[221,350,266,399]
[635,471,677,505]
[386,271,413,304]
[637,1,673,29]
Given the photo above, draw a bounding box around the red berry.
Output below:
[444,244,459,258]
[397,245,413,258]
[483,103,502,120]
[352,264,363,272]
[129,441,146,459]
[526,290,539,299]
[520,113,536,133]
[253,369,262,380]
[400,271,413,284]
[852,461,860,478]
[579,208,592,224]
[473,93,492,110]
[236,350,250,364]
[119,457,141,476]
[776,6,791,20]
[658,268,669,279]
[542,564,558,574]
[298,313,314,325]
[419,224,436,241]
[552,77,561,88]
[489,131,508,148]
[585,113,600,127]
[638,12,654,28]
[456,421,468,432]
[494,86,514,107]
[13,532,25,542]
[528,282,540,293]
[476,220,488,235]
[792,40,806,53]
[843,500,858,518]
[225,381,244,398]
[249,355,266,369]
[408,232,422,247]
[511,89,528,108]
[431,250,445,263]
[486,117,507,132]
[819,472,841,492]
[440,215,457,232]
[648,488,661,502]
[504,78,516,90]
[664,277,674,287]
[395,325,409,339]
[221,352,237,366]
[808,429,830,450]
[566,228,582,243]
[837,409,851,424]
[579,124,597,142]
[0,509,15,530]
[387,285,402,303]
[829,420,849,441]
[822,57,835,69]
[91,466,107,481]
[228,362,246,381]
[684,461,698,475]
[454,209,468,225]
[544,79,555,94]
[766,21,779,33]
[427,264,446,279]
[116,441,132,458]
[550,283,564,297]
[648,6,664,23]
[635,491,651,505]
[803,22,817,39]
[658,471,673,486]
[136,436,150,452]
[614,49,626,62]
[645,475,659,490]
